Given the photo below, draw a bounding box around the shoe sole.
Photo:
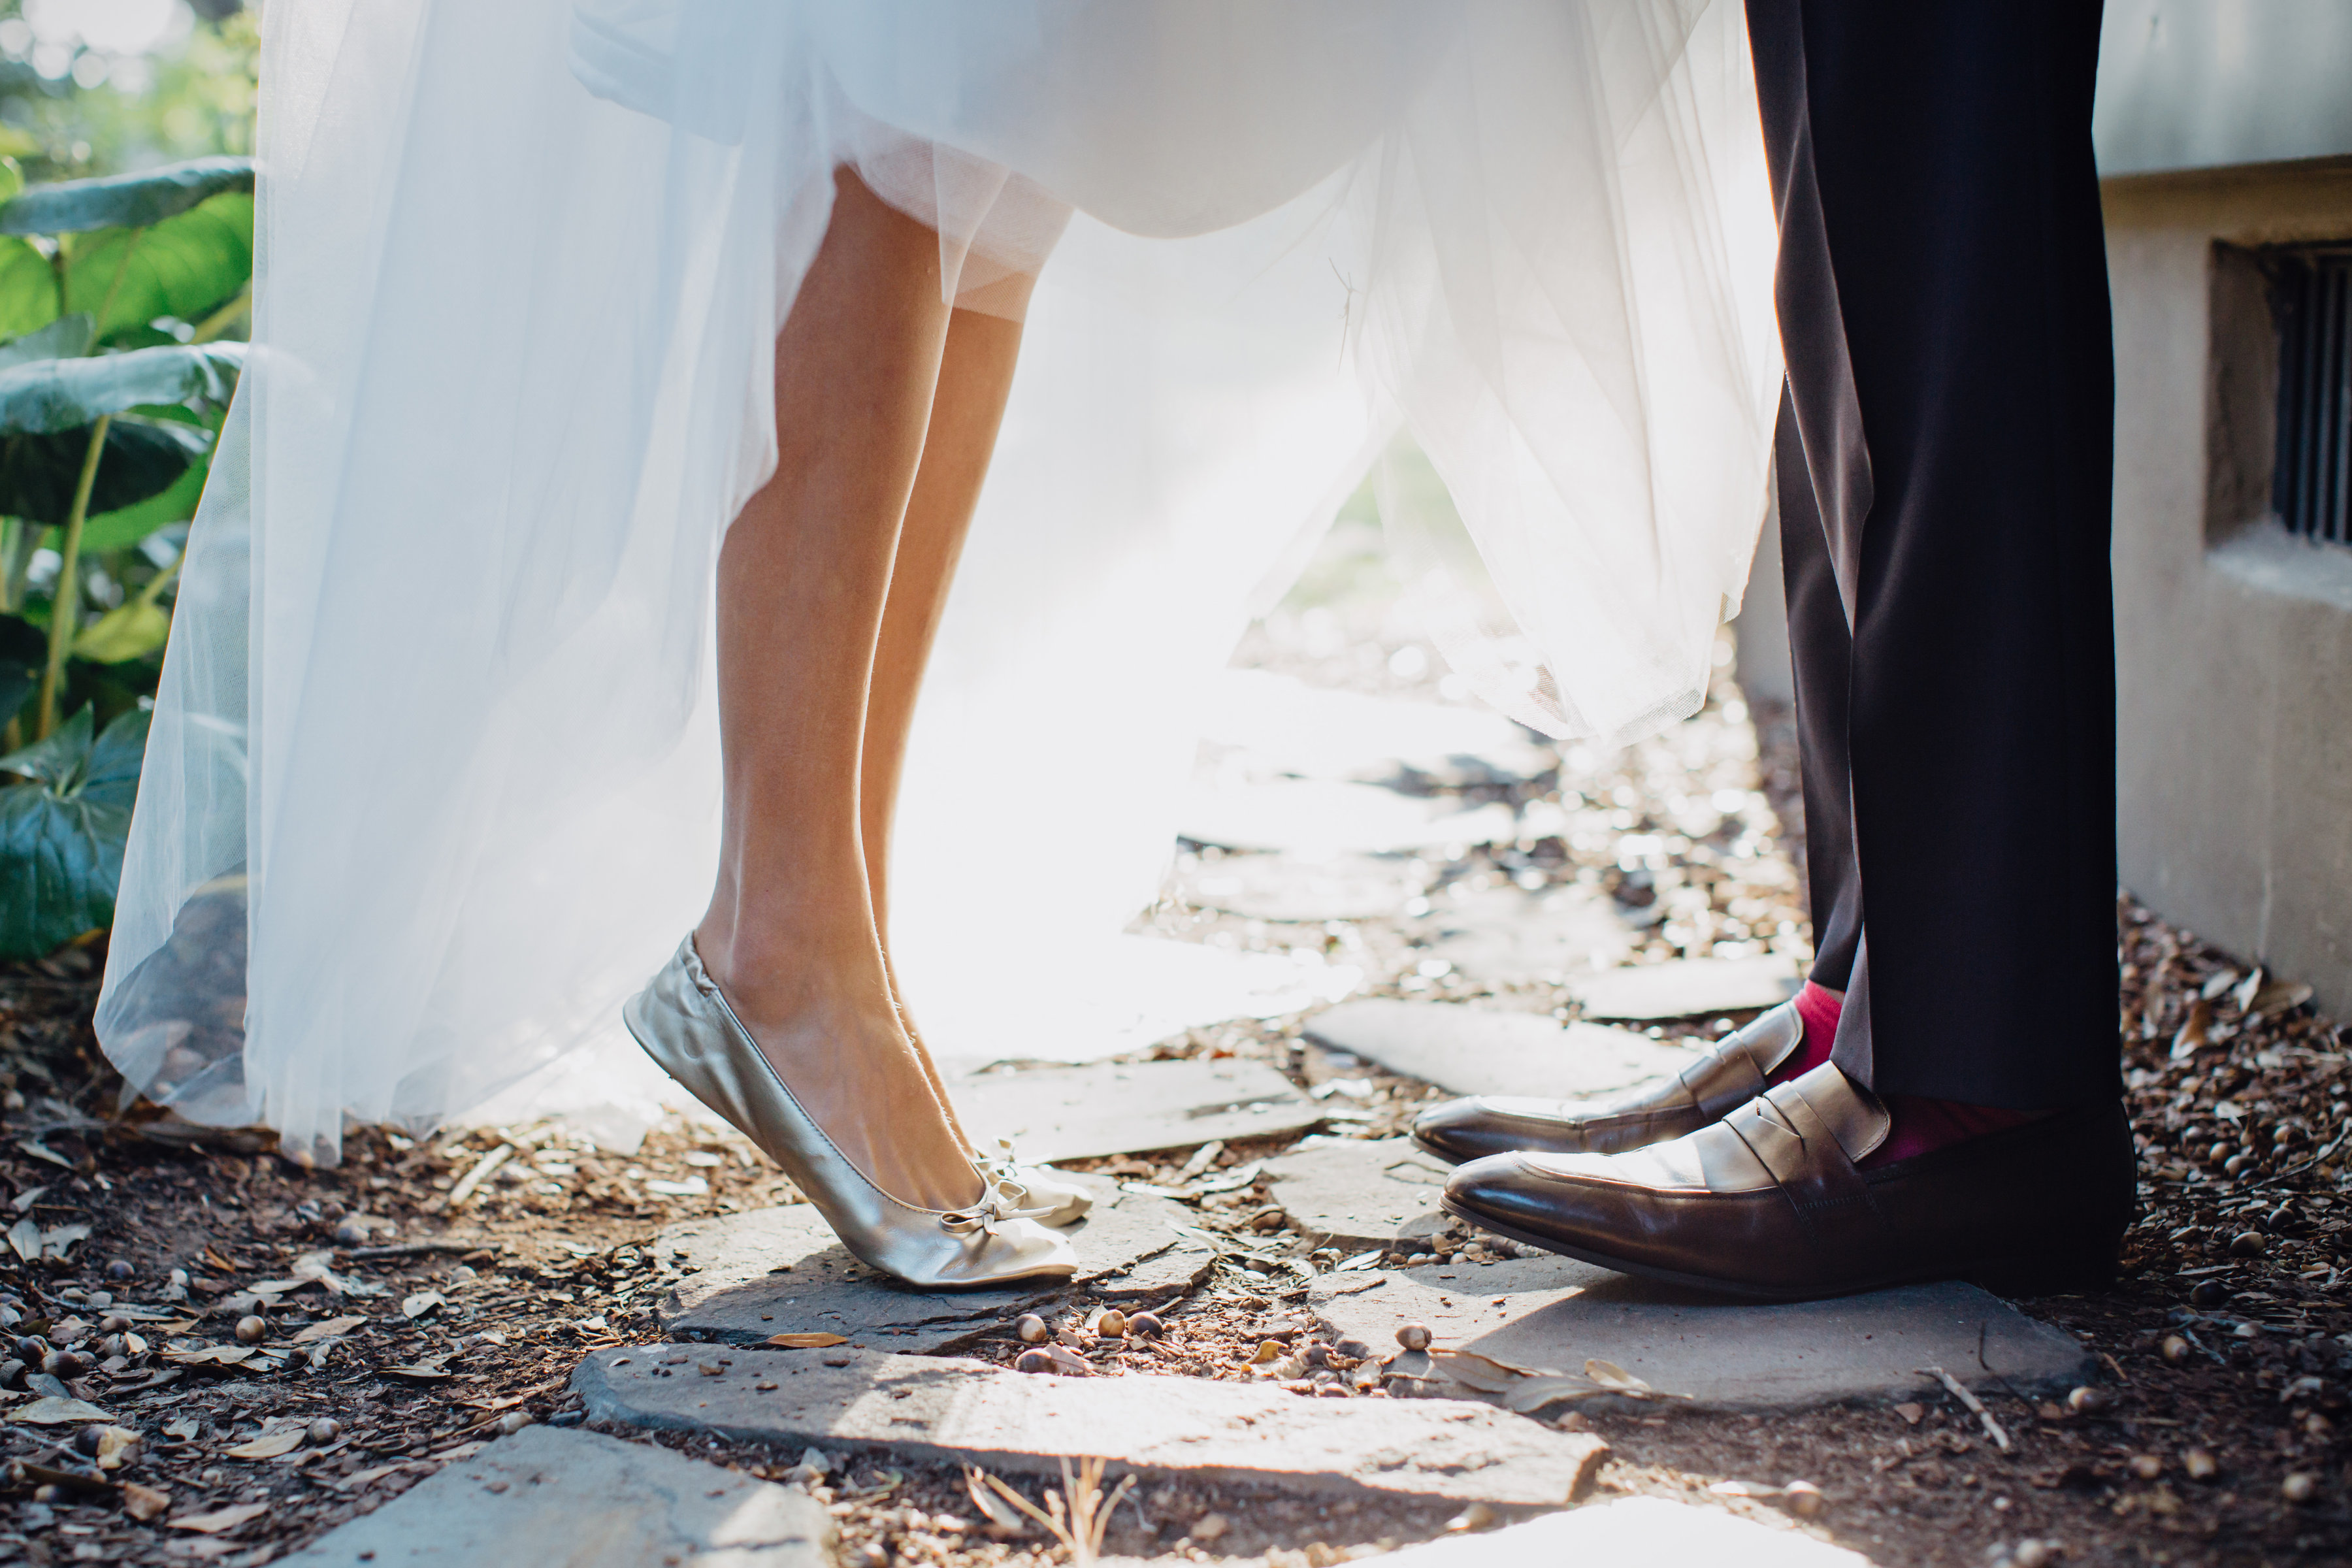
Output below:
[1438,1197,2117,1303]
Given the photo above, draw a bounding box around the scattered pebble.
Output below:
[2012,1540,2055,1568]
[1444,1502,1498,1533]
[2228,1231,2267,1259]
[234,1316,267,1345]
[2065,1386,2107,1416]
[308,1418,340,1445]
[2187,1280,2229,1309]
[2183,1449,2217,1482]
[496,1412,532,1435]
[1782,1479,1826,1519]
[1014,1315,1047,1345]
[2281,1472,2318,1505]
[1096,1309,1128,1338]
[2160,1335,2191,1364]
[1013,1349,1055,1375]
[1397,1322,1432,1351]
[1128,1311,1166,1340]
[1190,1512,1230,1543]
[103,1261,132,1282]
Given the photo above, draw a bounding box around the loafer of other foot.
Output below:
[1411,1000,1805,1164]
[1440,1061,2135,1302]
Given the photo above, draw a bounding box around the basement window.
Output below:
[2272,246,2352,547]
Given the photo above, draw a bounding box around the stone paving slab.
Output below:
[281,1426,832,1568]
[951,1058,1322,1163]
[1309,1258,2094,1412]
[1304,1000,1695,1099]
[659,1178,1212,1352]
[1571,955,1801,1020]
[1378,1497,1870,1567]
[1263,1137,1451,1248]
[1171,851,1428,923]
[574,1346,1609,1507]
[1200,670,1554,787]
[1420,885,1634,987]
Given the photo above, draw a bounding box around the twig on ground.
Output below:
[1921,1365,2010,1452]
[968,1458,1137,1567]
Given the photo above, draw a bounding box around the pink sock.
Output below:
[1771,981,2036,1166]
[1861,1096,2035,1169]
[1768,980,1844,1086]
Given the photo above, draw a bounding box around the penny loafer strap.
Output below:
[1722,1074,1891,1256]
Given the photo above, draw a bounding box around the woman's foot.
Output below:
[693,918,984,1215]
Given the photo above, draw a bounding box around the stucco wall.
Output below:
[2106,160,2352,1014]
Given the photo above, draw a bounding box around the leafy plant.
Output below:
[0,154,250,960]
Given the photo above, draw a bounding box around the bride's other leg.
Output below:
[862,289,1034,1139]
[694,168,978,1214]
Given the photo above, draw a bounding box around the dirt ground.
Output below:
[0,589,2346,1565]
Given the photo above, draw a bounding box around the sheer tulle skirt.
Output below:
[97,0,1778,1163]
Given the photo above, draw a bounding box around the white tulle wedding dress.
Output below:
[95,0,1780,1164]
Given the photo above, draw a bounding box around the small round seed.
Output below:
[308,1418,341,1445]
[2183,1449,2218,1481]
[234,1316,267,1345]
[2012,1541,2054,1568]
[2129,1454,2163,1481]
[2188,1280,2229,1309]
[1127,1312,1166,1339]
[2229,1230,2267,1258]
[2281,1472,2317,1505]
[1782,1480,1825,1518]
[1397,1323,1432,1351]
[2065,1386,2107,1415]
[1014,1314,1048,1345]
[1014,1348,1055,1375]
[1096,1310,1127,1338]
[2160,1335,2191,1364]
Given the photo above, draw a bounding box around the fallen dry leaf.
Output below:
[294,1315,368,1343]
[223,1428,306,1460]
[9,1396,116,1424]
[763,1332,849,1348]
[121,1482,171,1522]
[380,1363,454,1380]
[169,1501,272,1534]
[402,1290,446,1319]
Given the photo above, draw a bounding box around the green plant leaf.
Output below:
[0,700,91,788]
[0,342,242,434]
[69,193,255,340]
[0,705,148,957]
[71,600,169,664]
[0,238,59,345]
[0,157,254,237]
[75,455,208,553]
[0,314,91,370]
[80,704,149,809]
[0,419,209,525]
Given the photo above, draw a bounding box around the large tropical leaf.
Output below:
[0,157,254,237]
[69,193,254,340]
[76,455,208,553]
[0,704,148,960]
[0,237,59,345]
[0,419,210,525]
[0,341,242,434]
[0,314,90,371]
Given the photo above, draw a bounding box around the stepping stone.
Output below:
[1571,955,1802,1021]
[1262,1137,1452,1248]
[1305,1000,1696,1099]
[1200,671,1554,787]
[951,1058,1322,1163]
[659,1177,1213,1353]
[280,1426,830,1567]
[574,1346,1609,1507]
[1307,1257,2095,1412]
[1378,1496,1867,1567]
[1170,851,1428,923]
[1178,777,1519,855]
[1420,884,1635,985]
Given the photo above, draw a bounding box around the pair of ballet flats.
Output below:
[623,936,1086,1290]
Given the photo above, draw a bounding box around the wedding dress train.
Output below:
[97,0,1780,1165]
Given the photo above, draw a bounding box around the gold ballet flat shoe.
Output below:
[974,1139,1092,1228]
[623,936,1076,1290]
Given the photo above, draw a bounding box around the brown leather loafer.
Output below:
[1440,1062,2136,1301]
[1411,1001,1805,1165]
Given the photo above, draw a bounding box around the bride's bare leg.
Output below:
[862,289,1035,1147]
[694,169,979,1213]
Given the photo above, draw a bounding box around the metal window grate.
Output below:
[2273,247,2352,546]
